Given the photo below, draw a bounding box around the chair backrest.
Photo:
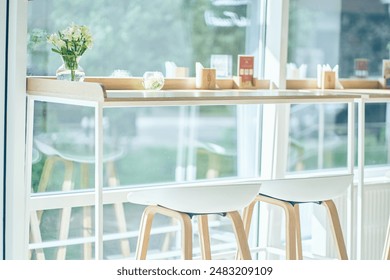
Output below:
[127,178,261,214]
[259,174,353,202]
[34,135,125,163]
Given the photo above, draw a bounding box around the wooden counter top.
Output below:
[27,78,362,106]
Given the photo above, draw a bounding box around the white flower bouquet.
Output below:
[48,23,93,81]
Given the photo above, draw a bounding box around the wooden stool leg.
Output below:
[227,211,252,260]
[242,200,257,237]
[56,159,73,260]
[113,203,131,257]
[294,204,303,260]
[36,156,58,192]
[30,156,74,260]
[136,205,193,260]
[56,207,72,260]
[36,156,59,221]
[30,211,45,260]
[160,219,176,252]
[206,154,220,179]
[81,163,92,260]
[177,213,193,260]
[235,201,257,260]
[198,215,212,260]
[135,206,157,260]
[255,195,297,260]
[30,156,57,260]
[383,215,390,260]
[282,202,297,260]
[322,200,348,260]
[106,161,131,258]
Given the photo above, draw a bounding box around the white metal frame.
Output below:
[25,95,104,260]
[4,0,28,259]
[0,0,7,260]
[25,84,357,260]
[10,0,389,260]
[355,95,390,260]
[261,0,290,179]
[259,0,292,259]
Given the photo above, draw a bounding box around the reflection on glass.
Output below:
[288,0,390,79]
[27,0,264,260]
[27,0,261,77]
[287,103,349,173]
[288,102,390,172]
[30,102,257,259]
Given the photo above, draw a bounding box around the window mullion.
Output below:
[5,0,28,260]
[0,0,7,261]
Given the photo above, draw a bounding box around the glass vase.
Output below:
[56,56,85,82]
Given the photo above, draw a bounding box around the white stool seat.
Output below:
[127,179,261,214]
[259,174,352,203]
[243,173,353,260]
[127,178,261,260]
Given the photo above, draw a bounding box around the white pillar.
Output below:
[5,0,28,259]
[264,0,289,90]
[259,0,291,259]
[261,0,290,179]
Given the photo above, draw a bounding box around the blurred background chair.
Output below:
[127,179,261,260]
[242,174,352,260]
[29,127,130,260]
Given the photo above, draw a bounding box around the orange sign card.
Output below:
[237,55,254,87]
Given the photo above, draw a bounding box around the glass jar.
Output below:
[142,71,164,90]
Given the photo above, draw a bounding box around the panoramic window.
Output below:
[27,0,263,260]
[27,0,261,77]
[287,0,390,173]
[288,0,390,79]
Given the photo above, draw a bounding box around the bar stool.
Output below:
[160,141,236,252]
[242,174,352,260]
[127,179,261,260]
[30,135,130,260]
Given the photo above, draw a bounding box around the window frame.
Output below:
[17,0,273,260]
[4,0,28,259]
[0,0,7,261]
[261,0,290,179]
[7,0,390,260]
